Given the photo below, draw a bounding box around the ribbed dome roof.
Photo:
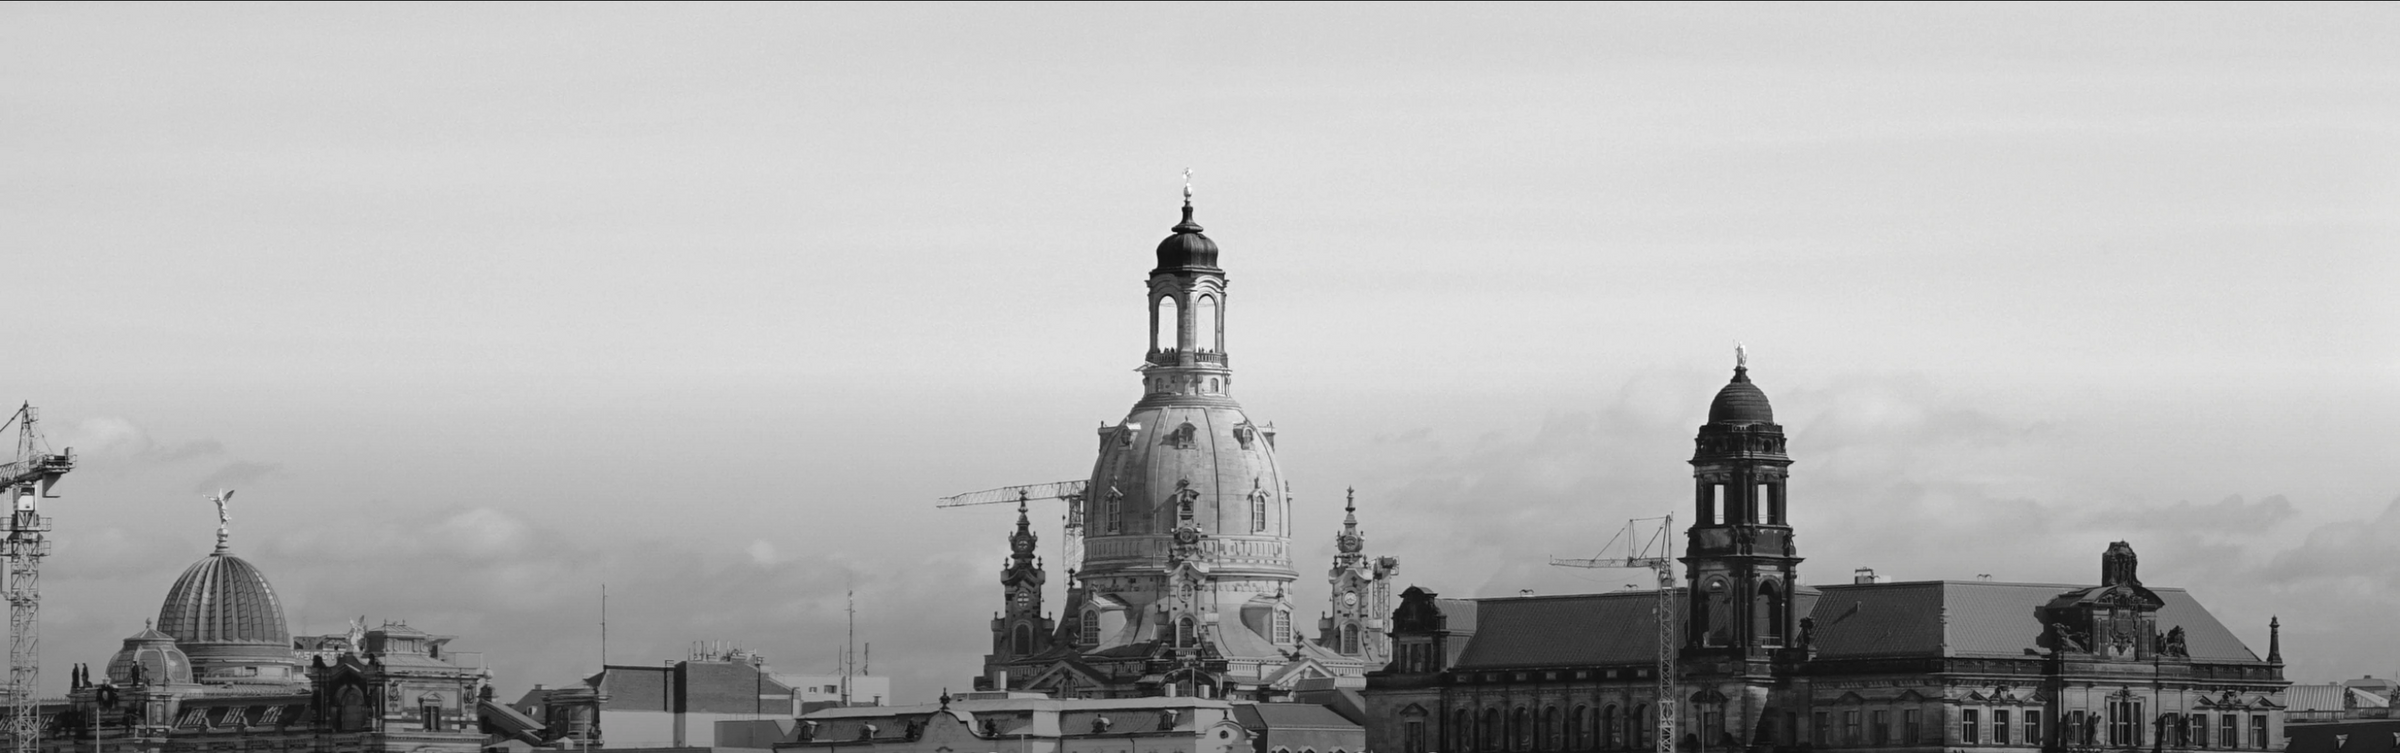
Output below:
[105,623,194,686]
[156,551,290,647]
[1154,205,1220,271]
[1707,366,1775,424]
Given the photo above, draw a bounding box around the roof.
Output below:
[1233,703,1357,730]
[2286,720,2400,753]
[1441,580,2261,670]
[2289,685,2391,713]
[1452,590,1683,670]
[156,551,290,647]
[1808,580,2261,662]
[1707,367,1773,424]
[1437,599,1480,634]
[1153,204,1220,272]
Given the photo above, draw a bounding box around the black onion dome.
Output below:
[1153,205,1220,271]
[1707,366,1775,424]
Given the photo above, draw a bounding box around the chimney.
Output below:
[1853,568,1879,585]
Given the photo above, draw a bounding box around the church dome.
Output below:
[1707,366,1775,425]
[1154,206,1220,271]
[104,624,194,686]
[156,548,301,683]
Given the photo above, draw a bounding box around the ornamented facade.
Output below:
[36,513,494,753]
[1361,362,2290,753]
[977,195,1388,700]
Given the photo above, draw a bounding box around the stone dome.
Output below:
[1083,401,1292,579]
[104,624,194,686]
[1707,366,1775,425]
[156,549,301,683]
[1153,205,1219,272]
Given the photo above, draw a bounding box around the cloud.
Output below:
[56,417,226,467]
[188,461,282,494]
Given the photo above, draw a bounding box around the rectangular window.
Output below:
[1963,710,1981,745]
[2250,715,2267,749]
[1406,721,1427,753]
[1712,485,1726,525]
[1904,709,1922,745]
[2109,701,2144,747]
[1872,711,1890,745]
[2025,712,2041,748]
[1754,484,1770,523]
[1995,710,2011,746]
[1846,710,1862,745]
[1785,712,1798,746]
[1815,712,1831,746]
[2192,714,2209,748]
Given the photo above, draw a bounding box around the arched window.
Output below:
[1176,617,1196,648]
[1603,706,1618,749]
[1341,623,1361,655]
[1155,296,1180,352]
[1757,581,1787,645]
[1546,707,1562,751]
[1485,709,1503,751]
[1569,707,1586,750]
[1080,610,1099,646]
[1514,708,1532,751]
[1193,295,1219,352]
[1105,490,1122,534]
[1011,624,1032,655]
[1251,487,1269,533]
[1632,705,1648,750]
[1273,610,1292,644]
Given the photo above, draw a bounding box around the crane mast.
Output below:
[0,404,71,753]
[1552,515,1675,753]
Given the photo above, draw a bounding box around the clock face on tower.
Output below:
[1342,591,1358,606]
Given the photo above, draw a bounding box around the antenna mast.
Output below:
[1,404,72,753]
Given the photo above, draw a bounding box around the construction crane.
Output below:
[0,404,71,753]
[1552,515,1675,753]
[937,480,1089,571]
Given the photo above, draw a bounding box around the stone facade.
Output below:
[1362,364,2289,753]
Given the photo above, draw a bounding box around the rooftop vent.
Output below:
[1854,568,1880,585]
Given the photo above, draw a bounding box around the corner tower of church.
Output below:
[1075,191,1299,688]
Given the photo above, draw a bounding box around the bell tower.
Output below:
[1319,489,1398,663]
[1682,348,1801,661]
[990,501,1052,659]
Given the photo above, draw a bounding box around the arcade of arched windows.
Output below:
[1443,688,1663,752]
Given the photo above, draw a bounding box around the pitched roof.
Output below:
[1235,702,1359,730]
[1452,590,1682,670]
[1441,580,2263,670]
[1808,581,2260,662]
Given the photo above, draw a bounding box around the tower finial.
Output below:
[1735,341,1747,370]
[1182,168,1194,206]
[209,489,236,553]
[1345,486,1355,513]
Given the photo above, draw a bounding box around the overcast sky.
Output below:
[4,2,2397,702]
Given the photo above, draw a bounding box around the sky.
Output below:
[3,2,2397,703]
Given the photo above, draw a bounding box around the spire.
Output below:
[1174,169,1202,234]
[2268,616,2282,664]
[1343,487,1358,530]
